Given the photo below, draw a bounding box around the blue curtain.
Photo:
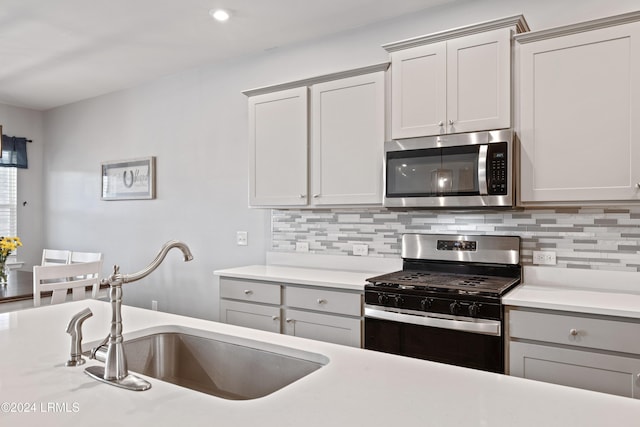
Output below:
[0,135,28,168]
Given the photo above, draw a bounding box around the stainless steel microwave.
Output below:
[384,129,514,208]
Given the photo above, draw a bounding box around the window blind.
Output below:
[0,167,17,237]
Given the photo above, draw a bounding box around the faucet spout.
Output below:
[112,240,194,285]
[85,240,194,391]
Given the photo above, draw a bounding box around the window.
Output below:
[0,167,17,237]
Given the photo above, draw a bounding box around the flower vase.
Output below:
[0,263,8,286]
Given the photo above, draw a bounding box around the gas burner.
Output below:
[394,272,433,281]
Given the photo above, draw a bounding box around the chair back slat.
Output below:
[70,251,103,263]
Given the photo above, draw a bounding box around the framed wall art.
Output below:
[101,156,156,200]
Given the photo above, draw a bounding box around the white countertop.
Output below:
[1,300,639,426]
[214,264,378,291]
[504,266,640,318]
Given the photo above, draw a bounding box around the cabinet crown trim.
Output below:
[382,14,529,52]
[241,62,389,97]
[515,10,640,43]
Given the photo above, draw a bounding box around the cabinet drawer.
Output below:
[509,309,640,354]
[286,286,361,316]
[220,278,281,305]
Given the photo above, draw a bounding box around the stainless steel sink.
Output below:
[87,326,328,400]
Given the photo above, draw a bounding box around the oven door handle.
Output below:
[365,306,501,336]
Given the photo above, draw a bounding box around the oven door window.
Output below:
[386,145,480,198]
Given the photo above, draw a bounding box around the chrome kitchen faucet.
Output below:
[85,240,194,391]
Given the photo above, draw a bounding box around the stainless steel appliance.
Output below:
[364,233,521,373]
[384,129,514,208]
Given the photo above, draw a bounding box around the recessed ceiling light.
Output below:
[209,9,230,22]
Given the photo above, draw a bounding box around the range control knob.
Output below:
[468,303,480,317]
[449,301,461,316]
[377,293,389,305]
[394,295,404,308]
[420,298,433,311]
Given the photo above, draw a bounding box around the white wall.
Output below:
[0,103,44,268]
[41,0,640,321]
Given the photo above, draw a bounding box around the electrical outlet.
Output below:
[353,244,369,256]
[296,242,309,252]
[533,251,557,265]
[236,231,248,246]
[151,300,158,311]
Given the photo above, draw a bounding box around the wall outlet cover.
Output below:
[353,244,368,256]
[236,231,248,246]
[296,242,310,252]
[533,250,557,265]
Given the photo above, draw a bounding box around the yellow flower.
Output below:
[0,236,22,262]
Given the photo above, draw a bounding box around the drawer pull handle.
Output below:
[272,316,279,321]
[243,290,253,295]
[569,328,578,336]
[317,298,327,305]
[286,318,294,323]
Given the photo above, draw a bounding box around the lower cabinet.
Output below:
[218,276,363,348]
[219,299,281,334]
[510,341,640,398]
[507,307,640,399]
[283,309,362,348]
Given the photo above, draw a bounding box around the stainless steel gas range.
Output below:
[364,233,521,373]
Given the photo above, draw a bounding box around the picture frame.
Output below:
[101,156,156,200]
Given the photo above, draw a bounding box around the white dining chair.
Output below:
[41,249,71,266]
[33,260,103,307]
[70,251,103,263]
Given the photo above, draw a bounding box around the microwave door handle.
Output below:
[478,145,488,195]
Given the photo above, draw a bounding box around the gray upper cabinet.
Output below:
[516,11,640,205]
[384,15,529,139]
[247,87,308,207]
[244,64,387,208]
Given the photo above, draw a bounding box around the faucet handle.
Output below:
[65,308,93,367]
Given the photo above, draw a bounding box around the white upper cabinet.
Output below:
[244,64,387,208]
[248,87,308,207]
[384,16,528,139]
[310,72,385,205]
[446,29,511,134]
[389,42,447,138]
[517,12,640,205]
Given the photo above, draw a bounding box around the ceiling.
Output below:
[0,0,456,111]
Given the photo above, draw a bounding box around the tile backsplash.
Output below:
[271,207,640,272]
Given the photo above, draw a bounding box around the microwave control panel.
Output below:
[487,142,508,195]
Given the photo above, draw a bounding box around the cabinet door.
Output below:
[220,299,281,334]
[248,87,308,207]
[510,341,640,399]
[518,22,640,203]
[310,72,385,205]
[447,28,511,134]
[390,42,447,138]
[284,309,362,347]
